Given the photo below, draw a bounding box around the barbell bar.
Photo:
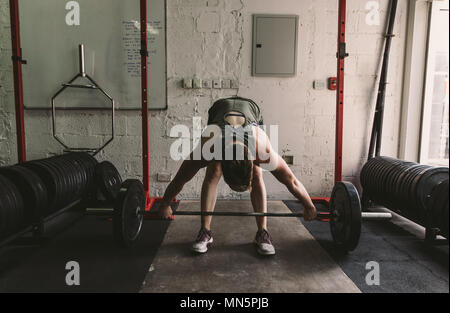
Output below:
[86,208,392,220]
[86,179,392,252]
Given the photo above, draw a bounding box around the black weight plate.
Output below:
[380,159,397,206]
[404,165,430,213]
[384,159,405,208]
[392,162,416,210]
[52,156,79,203]
[427,179,449,232]
[70,157,87,200]
[370,159,385,200]
[22,161,59,214]
[400,165,424,218]
[74,152,98,198]
[47,158,73,209]
[5,174,24,232]
[95,161,122,203]
[410,165,434,209]
[0,174,24,235]
[360,159,375,188]
[113,179,145,248]
[0,177,7,237]
[362,158,379,197]
[372,160,388,203]
[60,156,82,200]
[49,157,74,203]
[50,157,76,209]
[8,178,25,231]
[0,175,15,238]
[63,155,88,199]
[62,153,90,198]
[39,159,66,211]
[396,165,418,219]
[379,158,396,199]
[329,181,362,252]
[416,167,449,217]
[368,160,381,198]
[442,201,449,239]
[0,166,47,224]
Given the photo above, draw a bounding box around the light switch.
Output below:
[213,79,221,89]
[183,78,193,89]
[222,79,231,89]
[193,78,202,89]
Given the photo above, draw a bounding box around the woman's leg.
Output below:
[250,165,267,231]
[200,161,223,230]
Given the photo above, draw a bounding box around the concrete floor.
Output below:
[141,200,361,293]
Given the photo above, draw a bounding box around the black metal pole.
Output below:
[368,0,398,159]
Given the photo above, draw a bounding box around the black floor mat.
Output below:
[0,202,177,293]
[283,200,449,293]
[1,200,448,293]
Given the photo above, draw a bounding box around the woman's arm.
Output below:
[254,127,317,221]
[270,155,317,220]
[160,158,207,219]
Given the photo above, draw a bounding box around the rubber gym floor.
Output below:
[0,201,448,293]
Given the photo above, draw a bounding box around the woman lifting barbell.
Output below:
[159,96,317,256]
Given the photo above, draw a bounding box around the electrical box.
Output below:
[252,14,299,77]
[183,78,193,89]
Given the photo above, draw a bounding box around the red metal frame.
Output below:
[9,0,26,163]
[335,0,346,184]
[140,0,176,211]
[10,0,344,209]
[311,0,347,206]
[140,0,151,208]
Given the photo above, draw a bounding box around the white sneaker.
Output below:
[254,229,276,256]
[191,227,213,253]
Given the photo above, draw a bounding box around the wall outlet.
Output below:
[282,155,294,165]
[183,78,193,89]
[222,79,231,89]
[157,173,172,182]
[213,79,221,89]
[193,78,202,89]
[202,79,212,89]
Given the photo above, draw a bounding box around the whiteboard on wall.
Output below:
[19,0,167,110]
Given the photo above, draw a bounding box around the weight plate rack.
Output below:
[360,156,449,240]
[0,152,98,247]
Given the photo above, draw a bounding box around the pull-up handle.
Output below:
[79,44,86,77]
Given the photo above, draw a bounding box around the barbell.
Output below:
[85,179,392,252]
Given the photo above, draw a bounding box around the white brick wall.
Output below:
[0,0,408,199]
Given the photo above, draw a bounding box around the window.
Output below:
[420,0,449,166]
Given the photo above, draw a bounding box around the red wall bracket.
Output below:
[9,0,26,163]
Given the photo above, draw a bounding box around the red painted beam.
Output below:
[335,0,347,183]
[140,0,150,193]
[9,0,26,163]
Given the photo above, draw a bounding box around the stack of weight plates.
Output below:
[0,165,48,226]
[0,175,25,240]
[0,152,98,242]
[21,152,98,214]
[360,156,449,231]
